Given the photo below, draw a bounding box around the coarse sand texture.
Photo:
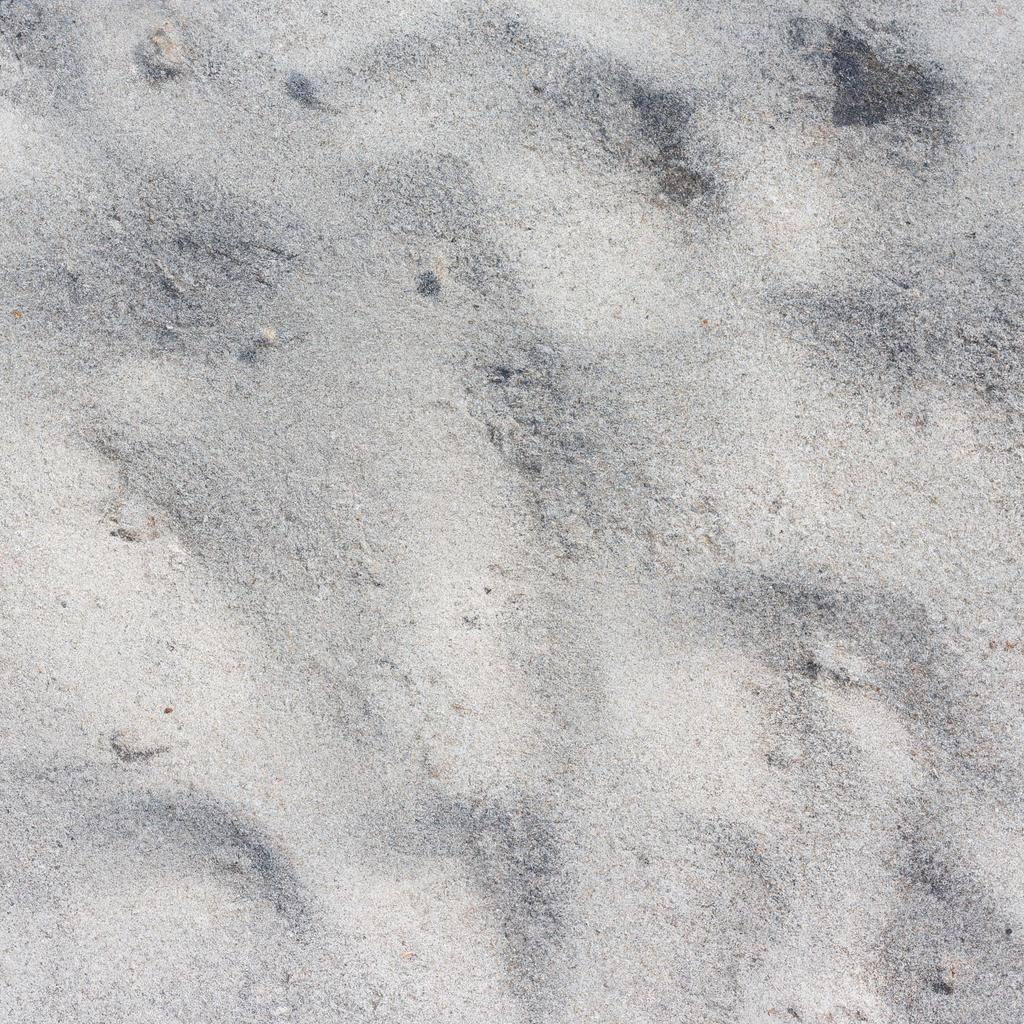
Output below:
[2,2,1023,1022]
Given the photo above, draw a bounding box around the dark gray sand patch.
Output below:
[416,269,442,297]
[778,269,1024,409]
[285,69,325,109]
[787,15,955,158]
[881,820,1024,1021]
[109,731,169,763]
[394,790,573,1018]
[828,27,944,129]
[349,5,722,215]
[705,567,1023,803]
[135,794,310,927]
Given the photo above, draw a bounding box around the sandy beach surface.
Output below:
[2,1,1024,1021]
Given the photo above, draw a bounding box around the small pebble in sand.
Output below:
[259,327,279,347]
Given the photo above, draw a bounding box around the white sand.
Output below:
[2,2,1023,1021]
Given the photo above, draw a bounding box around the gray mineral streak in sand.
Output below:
[1,2,1023,1022]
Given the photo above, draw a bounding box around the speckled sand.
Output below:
[2,2,1024,1022]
